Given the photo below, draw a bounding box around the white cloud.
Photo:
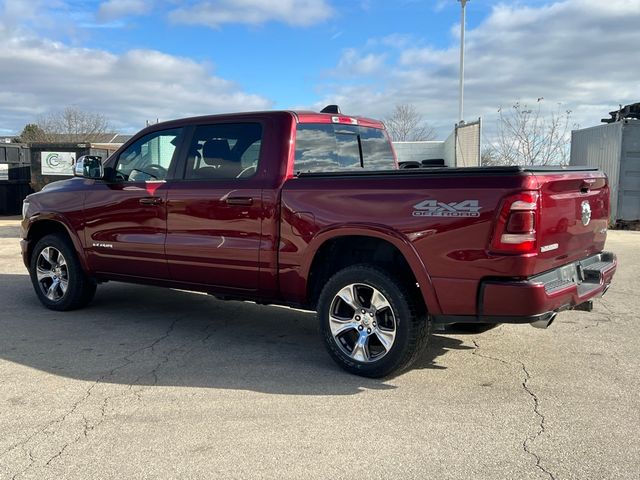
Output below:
[169,0,333,28]
[378,34,414,50]
[97,0,149,21]
[2,0,76,34]
[315,0,640,139]
[0,24,272,133]
[433,0,449,13]
[336,49,386,77]
[399,47,453,68]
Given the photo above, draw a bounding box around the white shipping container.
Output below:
[570,119,640,223]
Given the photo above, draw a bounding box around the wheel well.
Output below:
[26,220,73,265]
[307,236,422,310]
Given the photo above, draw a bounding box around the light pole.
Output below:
[458,0,469,124]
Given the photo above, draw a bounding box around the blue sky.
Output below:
[1,0,639,137]
[24,0,484,109]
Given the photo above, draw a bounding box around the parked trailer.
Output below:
[570,119,640,226]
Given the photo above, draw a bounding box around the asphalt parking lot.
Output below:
[0,217,638,480]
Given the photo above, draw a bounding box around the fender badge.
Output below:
[413,199,481,218]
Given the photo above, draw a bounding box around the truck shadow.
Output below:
[0,274,471,396]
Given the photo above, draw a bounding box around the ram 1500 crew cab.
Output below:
[21,108,617,377]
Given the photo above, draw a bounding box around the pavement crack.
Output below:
[3,316,184,478]
[599,298,615,315]
[9,448,35,480]
[471,340,556,480]
[520,363,556,480]
[1,380,100,462]
[471,339,511,365]
[149,317,180,354]
[182,322,217,358]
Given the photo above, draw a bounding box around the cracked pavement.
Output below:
[0,218,638,479]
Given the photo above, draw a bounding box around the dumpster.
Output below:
[0,144,32,215]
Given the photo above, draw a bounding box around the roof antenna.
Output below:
[320,105,341,114]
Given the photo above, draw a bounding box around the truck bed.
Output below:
[280,166,610,318]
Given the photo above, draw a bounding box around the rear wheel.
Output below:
[317,265,430,378]
[29,234,96,311]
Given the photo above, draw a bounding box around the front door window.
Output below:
[115,128,183,182]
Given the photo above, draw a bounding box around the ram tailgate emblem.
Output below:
[581,200,592,226]
[413,200,481,218]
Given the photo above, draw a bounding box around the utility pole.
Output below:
[458,0,469,124]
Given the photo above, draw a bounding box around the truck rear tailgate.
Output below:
[534,170,609,274]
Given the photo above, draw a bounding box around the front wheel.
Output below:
[317,265,430,378]
[29,234,97,311]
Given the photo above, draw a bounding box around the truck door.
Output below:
[165,122,263,292]
[84,127,186,280]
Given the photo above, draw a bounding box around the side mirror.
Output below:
[74,155,104,179]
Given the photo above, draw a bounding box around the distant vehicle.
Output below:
[20,107,616,377]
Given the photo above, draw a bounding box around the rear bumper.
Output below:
[433,251,617,324]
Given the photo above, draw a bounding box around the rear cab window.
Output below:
[294,123,396,174]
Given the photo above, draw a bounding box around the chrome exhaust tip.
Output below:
[530,312,557,329]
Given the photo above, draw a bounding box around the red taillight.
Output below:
[506,211,535,233]
[490,191,539,254]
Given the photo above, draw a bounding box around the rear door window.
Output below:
[294,123,395,173]
[183,123,262,180]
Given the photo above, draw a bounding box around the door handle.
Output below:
[226,196,253,206]
[139,197,163,206]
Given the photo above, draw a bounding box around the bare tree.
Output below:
[487,99,572,166]
[384,104,436,142]
[31,107,111,142]
[480,146,500,166]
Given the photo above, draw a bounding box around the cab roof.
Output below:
[141,107,385,132]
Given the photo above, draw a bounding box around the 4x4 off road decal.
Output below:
[413,199,481,218]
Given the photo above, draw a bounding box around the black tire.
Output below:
[29,233,97,311]
[317,265,430,378]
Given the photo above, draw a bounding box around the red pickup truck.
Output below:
[20,108,617,377]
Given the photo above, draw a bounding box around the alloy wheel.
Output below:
[328,283,397,363]
[36,246,69,302]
